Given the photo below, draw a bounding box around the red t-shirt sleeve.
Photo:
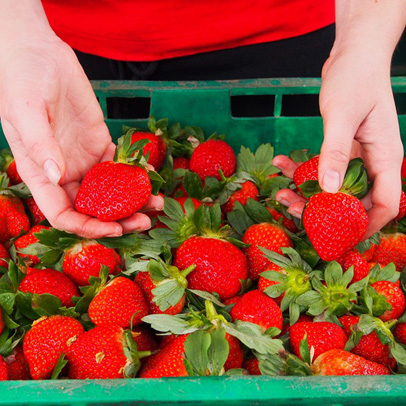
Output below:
[42,0,335,61]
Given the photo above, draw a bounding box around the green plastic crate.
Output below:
[0,78,406,406]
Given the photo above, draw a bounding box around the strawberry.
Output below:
[230,290,283,332]
[173,157,190,170]
[132,325,159,353]
[402,157,406,185]
[339,314,362,337]
[311,349,390,375]
[340,315,396,370]
[361,243,377,262]
[0,308,4,337]
[222,181,259,214]
[243,357,261,375]
[63,240,121,286]
[224,334,244,371]
[18,268,79,307]
[278,314,313,337]
[174,236,248,301]
[0,243,10,269]
[66,324,147,379]
[14,225,50,266]
[5,345,31,380]
[138,334,188,378]
[23,315,85,380]
[223,295,244,306]
[23,197,46,225]
[131,131,166,171]
[293,155,320,197]
[0,357,8,381]
[75,133,162,222]
[372,233,406,271]
[190,139,236,181]
[370,280,405,321]
[396,190,406,220]
[289,321,348,362]
[242,222,293,281]
[134,270,186,316]
[258,263,286,305]
[0,194,30,245]
[6,159,23,185]
[394,323,406,345]
[337,250,370,284]
[303,192,368,261]
[88,276,149,328]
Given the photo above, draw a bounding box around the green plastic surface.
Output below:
[0,78,406,405]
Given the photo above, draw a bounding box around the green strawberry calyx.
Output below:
[122,329,151,378]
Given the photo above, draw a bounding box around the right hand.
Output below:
[0,27,163,238]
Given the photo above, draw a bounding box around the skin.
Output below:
[0,0,405,238]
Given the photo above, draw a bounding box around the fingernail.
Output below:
[322,170,340,193]
[287,207,302,218]
[275,197,290,207]
[154,195,165,211]
[43,159,61,186]
[106,233,122,238]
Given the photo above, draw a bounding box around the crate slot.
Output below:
[230,95,275,117]
[106,97,151,119]
[281,94,320,117]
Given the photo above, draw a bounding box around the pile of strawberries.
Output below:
[0,116,406,380]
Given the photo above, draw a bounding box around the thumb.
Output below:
[2,98,66,185]
[318,111,357,194]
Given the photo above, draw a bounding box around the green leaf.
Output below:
[295,291,322,307]
[148,260,169,281]
[2,313,19,329]
[224,321,283,355]
[163,196,184,221]
[299,180,323,198]
[32,293,63,316]
[184,330,211,376]
[187,290,225,308]
[152,280,184,312]
[324,261,343,287]
[51,353,68,380]
[14,292,39,320]
[183,171,204,201]
[391,342,406,366]
[207,327,229,375]
[142,314,202,335]
[0,293,15,315]
[299,333,311,365]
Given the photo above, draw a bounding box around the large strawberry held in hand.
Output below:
[75,134,163,221]
[301,158,369,261]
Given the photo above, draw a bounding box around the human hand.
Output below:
[0,15,163,238]
[273,44,404,238]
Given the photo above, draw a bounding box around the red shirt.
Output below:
[42,1,335,61]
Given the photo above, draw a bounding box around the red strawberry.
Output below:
[224,334,244,371]
[361,243,377,262]
[5,345,31,380]
[23,197,46,225]
[223,295,244,306]
[394,323,406,345]
[190,140,236,181]
[23,315,84,380]
[278,314,314,337]
[0,195,30,245]
[230,290,283,332]
[132,325,159,353]
[88,277,149,328]
[337,250,370,284]
[6,160,23,185]
[293,155,320,197]
[173,157,190,170]
[14,225,50,266]
[311,349,390,375]
[338,315,396,370]
[0,243,10,269]
[396,190,406,220]
[222,181,259,214]
[174,236,249,301]
[267,207,298,233]
[19,268,79,307]
[339,314,361,337]
[131,131,166,171]
[66,324,145,379]
[138,334,188,378]
[242,222,293,281]
[243,357,261,375]
[0,308,4,337]
[303,192,368,261]
[401,157,406,185]
[289,321,348,361]
[372,233,406,271]
[0,357,8,381]
[63,240,121,286]
[371,280,405,321]
[75,161,152,221]
[134,271,185,315]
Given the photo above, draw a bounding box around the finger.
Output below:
[318,109,358,194]
[272,155,300,179]
[364,170,402,238]
[2,98,66,184]
[140,194,165,212]
[275,189,307,208]
[287,201,306,219]
[100,142,116,162]
[119,213,152,233]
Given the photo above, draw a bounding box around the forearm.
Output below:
[335,0,406,69]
